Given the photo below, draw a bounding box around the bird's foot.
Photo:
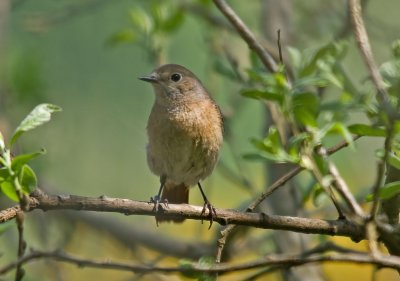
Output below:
[150,196,169,227]
[150,195,169,212]
[201,200,217,230]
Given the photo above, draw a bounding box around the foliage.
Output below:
[239,40,400,202]
[2,1,400,280]
[0,104,61,202]
[107,1,185,63]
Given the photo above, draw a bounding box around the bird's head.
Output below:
[139,64,209,107]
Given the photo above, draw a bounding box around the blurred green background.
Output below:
[0,0,399,280]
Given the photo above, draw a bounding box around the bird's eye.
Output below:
[170,73,182,82]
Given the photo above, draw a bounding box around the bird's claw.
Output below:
[201,201,217,229]
[150,196,169,212]
[150,196,169,227]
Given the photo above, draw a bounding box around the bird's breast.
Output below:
[146,99,223,185]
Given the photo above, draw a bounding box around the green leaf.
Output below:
[288,132,310,159]
[366,181,400,201]
[241,89,283,103]
[197,257,216,281]
[161,10,184,32]
[392,39,400,59]
[348,124,386,137]
[292,92,319,127]
[0,167,10,182]
[244,150,296,163]
[0,181,19,202]
[388,153,400,170]
[130,8,153,34]
[198,256,214,267]
[312,185,327,207]
[11,149,46,172]
[179,259,198,279]
[106,29,136,47]
[246,127,300,164]
[293,76,329,89]
[318,63,344,89]
[11,103,62,147]
[287,47,302,72]
[300,42,348,78]
[19,165,37,194]
[318,123,354,148]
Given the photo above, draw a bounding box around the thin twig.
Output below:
[2,249,400,276]
[367,127,394,257]
[212,0,278,73]
[318,146,365,217]
[370,130,394,219]
[15,211,25,281]
[348,0,388,103]
[307,152,346,219]
[277,29,283,64]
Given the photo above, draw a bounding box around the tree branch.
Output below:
[15,211,26,281]
[2,248,400,276]
[212,0,278,73]
[318,146,365,217]
[0,190,365,242]
[348,0,388,102]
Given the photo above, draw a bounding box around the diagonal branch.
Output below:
[318,145,365,217]
[212,0,278,73]
[348,0,388,102]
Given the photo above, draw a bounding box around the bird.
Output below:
[139,64,223,227]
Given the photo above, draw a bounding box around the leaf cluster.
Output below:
[0,104,61,202]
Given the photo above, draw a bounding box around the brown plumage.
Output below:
[139,64,223,224]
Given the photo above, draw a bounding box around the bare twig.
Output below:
[277,29,283,64]
[15,212,25,281]
[0,205,20,222]
[370,130,394,219]
[348,0,388,102]
[318,146,365,217]
[2,248,400,276]
[367,128,394,257]
[212,0,278,73]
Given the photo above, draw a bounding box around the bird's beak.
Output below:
[138,73,158,83]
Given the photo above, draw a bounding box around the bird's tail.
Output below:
[157,181,189,223]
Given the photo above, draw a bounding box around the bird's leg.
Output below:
[198,182,217,229]
[150,175,168,212]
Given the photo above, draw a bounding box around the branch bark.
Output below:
[0,190,365,242]
[2,248,400,276]
[212,0,278,73]
[348,0,388,102]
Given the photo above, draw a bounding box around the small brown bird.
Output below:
[139,64,223,225]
